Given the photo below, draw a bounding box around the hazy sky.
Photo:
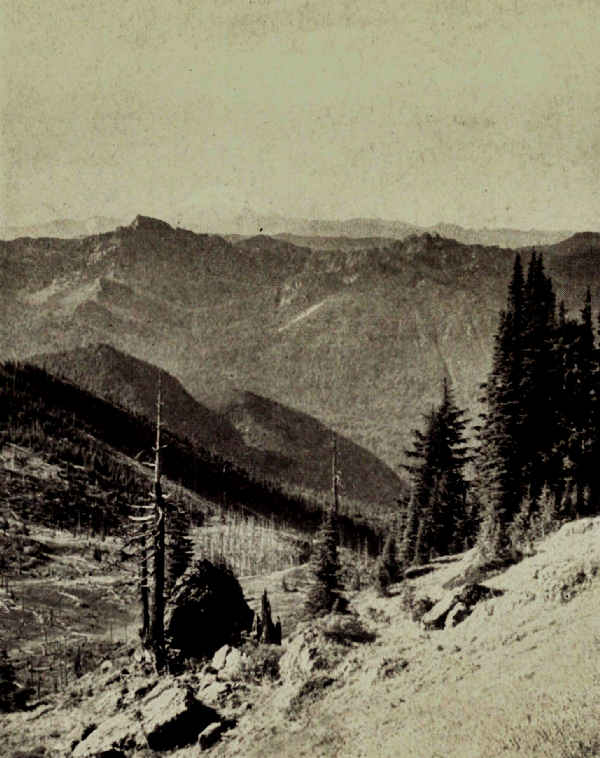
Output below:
[2,0,599,230]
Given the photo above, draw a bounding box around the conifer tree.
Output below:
[0,649,19,712]
[403,378,470,564]
[375,532,399,596]
[165,502,194,598]
[304,437,343,617]
[474,252,588,556]
[399,493,418,568]
[562,289,597,515]
[476,255,528,559]
[304,508,342,616]
[513,252,560,529]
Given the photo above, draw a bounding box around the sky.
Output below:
[1,0,599,231]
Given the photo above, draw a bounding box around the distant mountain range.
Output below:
[2,212,576,249]
[177,208,577,247]
[0,216,124,241]
[2,214,600,483]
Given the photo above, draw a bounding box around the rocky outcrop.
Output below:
[129,215,174,234]
[422,583,503,630]
[279,628,327,685]
[278,618,355,686]
[70,709,136,756]
[71,679,220,757]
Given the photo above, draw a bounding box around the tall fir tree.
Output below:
[476,254,527,559]
[399,493,419,569]
[403,378,470,564]
[375,532,399,596]
[556,289,598,517]
[304,437,343,616]
[304,507,343,616]
[519,252,559,519]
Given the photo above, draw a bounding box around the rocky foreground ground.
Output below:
[2,517,599,758]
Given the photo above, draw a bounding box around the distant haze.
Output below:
[2,0,599,232]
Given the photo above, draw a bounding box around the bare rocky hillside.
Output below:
[2,517,598,757]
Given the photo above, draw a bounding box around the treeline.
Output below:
[398,251,600,568]
[0,364,381,551]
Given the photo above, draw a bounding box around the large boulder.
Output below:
[141,679,217,751]
[421,593,458,630]
[71,712,138,757]
[444,602,469,629]
[200,679,231,705]
[198,721,225,750]
[165,559,253,660]
[212,645,232,672]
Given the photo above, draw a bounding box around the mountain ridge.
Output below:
[3,216,600,474]
[31,343,406,516]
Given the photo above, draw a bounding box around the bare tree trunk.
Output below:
[149,378,166,671]
[331,433,339,515]
[140,532,149,643]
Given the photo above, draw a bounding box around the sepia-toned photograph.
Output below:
[1,1,599,756]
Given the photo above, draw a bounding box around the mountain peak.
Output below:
[547,231,600,257]
[564,231,600,245]
[129,215,173,233]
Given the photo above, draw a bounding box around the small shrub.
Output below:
[377,657,409,680]
[349,568,363,591]
[538,559,600,603]
[320,614,376,645]
[400,584,434,622]
[240,642,283,683]
[287,675,335,720]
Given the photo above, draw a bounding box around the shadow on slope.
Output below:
[221,389,407,516]
[32,345,406,517]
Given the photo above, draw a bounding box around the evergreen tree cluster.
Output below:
[476,252,600,560]
[385,250,600,579]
